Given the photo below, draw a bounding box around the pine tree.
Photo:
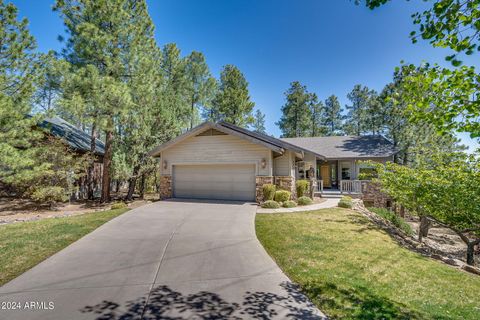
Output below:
[212,65,255,127]
[184,51,216,129]
[251,109,266,134]
[55,0,160,202]
[323,95,344,136]
[0,1,83,202]
[344,84,370,135]
[276,81,311,137]
[309,93,325,137]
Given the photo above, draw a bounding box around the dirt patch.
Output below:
[352,200,480,274]
[0,196,154,225]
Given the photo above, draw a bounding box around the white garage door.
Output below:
[173,164,255,201]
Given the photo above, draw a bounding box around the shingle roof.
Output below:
[38,116,105,156]
[218,121,326,159]
[281,135,397,159]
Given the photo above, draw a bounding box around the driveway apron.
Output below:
[0,200,325,319]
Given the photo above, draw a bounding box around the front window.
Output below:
[341,167,351,180]
[341,161,351,180]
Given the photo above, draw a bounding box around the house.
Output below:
[39,116,105,199]
[148,121,397,203]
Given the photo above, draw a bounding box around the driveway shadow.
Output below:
[165,198,257,207]
[80,281,325,319]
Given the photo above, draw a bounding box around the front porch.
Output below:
[313,179,366,197]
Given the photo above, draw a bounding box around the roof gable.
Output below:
[148,121,326,159]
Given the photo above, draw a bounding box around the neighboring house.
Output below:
[148,121,397,203]
[39,116,105,199]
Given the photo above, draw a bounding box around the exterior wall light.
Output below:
[163,160,168,170]
[261,158,267,169]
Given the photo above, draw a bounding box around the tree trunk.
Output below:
[418,215,431,242]
[126,165,140,201]
[87,124,97,200]
[115,180,120,193]
[100,130,113,203]
[467,242,475,266]
[139,173,146,200]
[399,205,405,218]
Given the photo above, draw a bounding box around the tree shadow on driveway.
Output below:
[80,281,325,320]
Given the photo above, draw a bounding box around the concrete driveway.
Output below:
[0,200,325,320]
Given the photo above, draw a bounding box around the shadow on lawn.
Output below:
[80,281,324,320]
[301,281,447,320]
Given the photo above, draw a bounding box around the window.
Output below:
[341,161,351,180]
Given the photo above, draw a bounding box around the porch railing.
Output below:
[340,180,363,194]
[316,180,323,193]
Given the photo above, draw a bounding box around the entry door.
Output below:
[321,165,331,188]
[173,164,256,201]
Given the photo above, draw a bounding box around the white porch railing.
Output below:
[316,180,323,193]
[340,180,363,194]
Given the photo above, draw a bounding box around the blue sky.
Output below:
[11,0,479,150]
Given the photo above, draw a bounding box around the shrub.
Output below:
[30,186,68,205]
[338,196,353,208]
[283,200,297,208]
[111,202,128,210]
[261,200,280,209]
[274,190,291,202]
[297,196,313,206]
[262,184,276,201]
[368,207,414,236]
[296,180,310,198]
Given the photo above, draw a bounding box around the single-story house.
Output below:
[148,121,397,203]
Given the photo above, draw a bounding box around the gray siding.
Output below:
[273,152,290,176]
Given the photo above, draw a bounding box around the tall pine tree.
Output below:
[344,84,371,135]
[277,81,311,137]
[211,65,254,127]
[184,51,216,129]
[55,0,161,202]
[309,93,325,137]
[323,95,344,135]
[251,109,266,134]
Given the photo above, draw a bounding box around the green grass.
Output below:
[256,208,480,319]
[368,207,414,236]
[0,208,129,286]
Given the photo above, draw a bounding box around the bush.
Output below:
[296,180,310,198]
[261,200,280,209]
[274,190,291,202]
[111,202,128,210]
[338,196,353,208]
[262,184,276,201]
[368,207,414,236]
[297,196,313,206]
[30,186,68,205]
[283,200,297,208]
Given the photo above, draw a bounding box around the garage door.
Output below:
[173,164,255,201]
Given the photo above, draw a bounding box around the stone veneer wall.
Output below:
[255,176,273,203]
[361,180,390,208]
[159,175,172,200]
[274,176,296,200]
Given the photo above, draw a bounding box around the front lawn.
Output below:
[256,208,480,319]
[0,208,129,286]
